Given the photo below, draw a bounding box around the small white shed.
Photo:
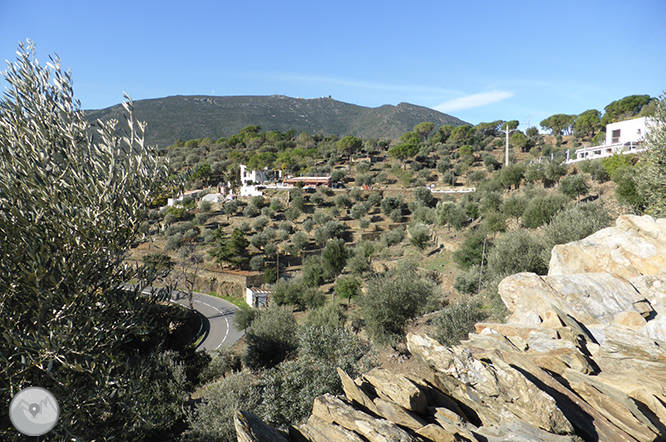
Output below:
[246,287,271,308]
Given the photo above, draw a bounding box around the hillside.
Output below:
[82,95,468,148]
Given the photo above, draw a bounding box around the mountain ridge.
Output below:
[82,95,468,148]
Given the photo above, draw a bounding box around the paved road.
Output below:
[139,287,245,351]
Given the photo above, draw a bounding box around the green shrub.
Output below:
[250,196,265,209]
[524,163,545,183]
[379,225,405,248]
[478,191,502,214]
[303,303,347,330]
[499,163,525,189]
[601,154,636,178]
[335,275,362,304]
[452,230,490,270]
[453,265,482,295]
[349,188,363,201]
[243,306,298,370]
[413,187,434,207]
[612,167,645,211]
[199,348,242,385]
[263,267,277,284]
[258,325,369,429]
[243,204,259,217]
[249,255,265,271]
[381,195,403,215]
[301,255,326,287]
[578,160,609,182]
[223,200,239,215]
[321,238,350,278]
[467,170,486,182]
[233,305,257,332]
[184,372,259,442]
[502,194,528,219]
[291,231,308,255]
[436,201,468,229]
[360,261,438,345]
[270,198,284,212]
[543,202,611,248]
[487,230,548,282]
[433,298,487,346]
[484,211,507,233]
[544,161,567,184]
[559,174,589,199]
[199,200,212,212]
[521,194,569,228]
[408,223,431,250]
[350,202,369,219]
[389,208,403,222]
[335,193,352,209]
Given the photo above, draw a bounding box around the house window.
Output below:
[612,129,621,143]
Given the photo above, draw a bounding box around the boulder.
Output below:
[234,410,290,442]
[499,272,653,326]
[373,397,429,430]
[613,310,648,328]
[473,419,583,442]
[498,273,561,324]
[311,394,419,442]
[488,349,641,442]
[563,369,661,438]
[415,423,473,442]
[475,323,558,340]
[545,272,653,324]
[363,367,428,414]
[549,215,666,279]
[567,381,657,441]
[290,415,366,442]
[337,367,379,415]
[407,333,574,435]
[630,274,666,314]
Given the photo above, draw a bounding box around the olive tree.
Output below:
[360,261,438,344]
[639,94,666,217]
[0,42,187,441]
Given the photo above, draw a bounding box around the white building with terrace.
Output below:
[567,117,651,164]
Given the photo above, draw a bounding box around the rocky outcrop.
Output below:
[548,215,666,279]
[236,215,666,441]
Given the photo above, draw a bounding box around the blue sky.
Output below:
[1,0,665,130]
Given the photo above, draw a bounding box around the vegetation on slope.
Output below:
[83,95,469,148]
[3,40,665,442]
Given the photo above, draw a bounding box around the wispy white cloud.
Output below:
[433,90,513,112]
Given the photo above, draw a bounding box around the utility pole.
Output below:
[502,124,518,166]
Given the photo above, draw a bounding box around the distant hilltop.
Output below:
[83,95,468,148]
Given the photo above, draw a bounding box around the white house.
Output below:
[568,117,651,163]
[240,165,279,186]
[240,185,264,197]
[605,117,649,145]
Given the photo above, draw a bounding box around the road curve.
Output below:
[172,291,245,351]
[138,287,245,351]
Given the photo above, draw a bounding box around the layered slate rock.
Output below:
[549,215,666,278]
[236,215,666,442]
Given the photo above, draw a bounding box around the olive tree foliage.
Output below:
[183,372,260,442]
[638,93,666,217]
[0,42,183,441]
[360,261,439,345]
